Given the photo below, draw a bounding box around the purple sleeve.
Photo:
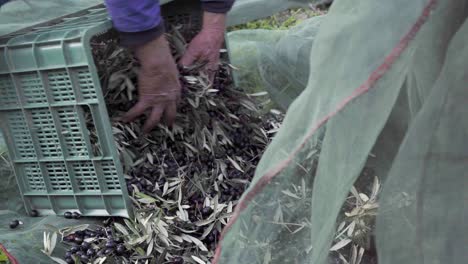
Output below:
[105,0,161,32]
[104,0,165,47]
[104,0,236,47]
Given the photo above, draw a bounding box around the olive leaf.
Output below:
[200,223,215,239]
[42,231,58,258]
[192,256,206,264]
[60,224,89,237]
[182,235,208,251]
[330,239,352,251]
[50,257,68,264]
[114,222,129,236]
[94,257,107,264]
[227,156,244,172]
[146,239,154,256]
[127,223,142,239]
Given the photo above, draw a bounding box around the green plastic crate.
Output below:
[0,5,130,217]
[0,1,205,218]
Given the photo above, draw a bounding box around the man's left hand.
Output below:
[179,12,226,83]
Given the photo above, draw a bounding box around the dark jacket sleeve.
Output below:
[201,0,235,13]
[104,0,165,47]
[104,0,235,47]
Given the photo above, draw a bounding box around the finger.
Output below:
[164,102,177,127]
[206,61,219,84]
[210,72,216,84]
[207,69,217,84]
[122,101,148,123]
[143,106,164,133]
[179,48,199,67]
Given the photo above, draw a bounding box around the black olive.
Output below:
[197,197,206,204]
[86,248,95,256]
[80,242,90,249]
[63,235,75,242]
[65,258,75,264]
[116,244,126,254]
[202,207,213,216]
[9,220,19,229]
[140,179,147,187]
[30,209,39,217]
[96,229,105,237]
[105,227,113,234]
[105,240,116,248]
[220,194,229,202]
[75,230,85,236]
[72,212,81,219]
[65,251,73,258]
[145,185,153,192]
[114,237,123,243]
[206,234,215,243]
[74,236,83,244]
[189,196,197,204]
[76,250,85,257]
[64,212,73,219]
[70,246,80,253]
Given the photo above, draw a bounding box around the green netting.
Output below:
[2,0,468,263]
[217,0,468,263]
[228,15,324,110]
[0,0,103,35]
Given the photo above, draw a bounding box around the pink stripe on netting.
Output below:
[213,0,438,263]
[0,243,18,264]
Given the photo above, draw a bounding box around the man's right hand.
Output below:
[122,35,181,133]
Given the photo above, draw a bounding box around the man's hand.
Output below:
[180,12,226,83]
[122,35,181,133]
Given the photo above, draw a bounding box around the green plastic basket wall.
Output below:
[0,1,204,218]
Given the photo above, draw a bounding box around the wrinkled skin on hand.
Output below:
[122,34,181,133]
[180,12,227,83]
[122,12,226,132]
